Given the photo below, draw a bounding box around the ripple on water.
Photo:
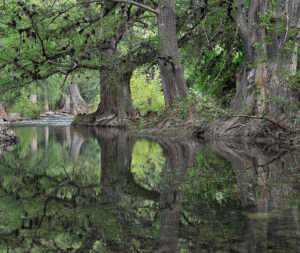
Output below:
[9,116,75,126]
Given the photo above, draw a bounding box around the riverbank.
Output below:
[3,102,299,149]
[71,100,300,148]
[131,113,300,148]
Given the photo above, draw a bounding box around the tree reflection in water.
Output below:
[0,126,299,252]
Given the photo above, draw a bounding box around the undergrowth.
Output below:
[134,89,228,130]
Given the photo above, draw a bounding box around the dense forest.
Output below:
[0,0,299,135]
[0,1,300,251]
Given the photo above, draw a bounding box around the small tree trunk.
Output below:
[43,88,49,112]
[44,97,49,112]
[0,102,11,121]
[30,94,37,104]
[233,0,300,120]
[157,0,189,106]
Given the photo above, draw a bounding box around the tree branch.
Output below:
[237,0,249,40]
[108,0,159,15]
[46,0,158,26]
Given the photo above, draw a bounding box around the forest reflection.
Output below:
[0,126,299,252]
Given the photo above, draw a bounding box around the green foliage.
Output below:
[44,76,64,109]
[130,67,165,115]
[185,46,242,105]
[11,91,42,117]
[190,88,228,125]
[131,139,165,191]
[183,151,237,204]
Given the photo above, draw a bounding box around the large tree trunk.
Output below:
[157,0,189,106]
[233,0,300,121]
[96,65,136,120]
[75,44,137,127]
[61,81,90,115]
[60,94,71,113]
[68,80,90,115]
[91,48,137,126]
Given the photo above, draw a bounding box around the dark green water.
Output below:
[0,125,299,252]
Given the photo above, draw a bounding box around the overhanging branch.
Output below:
[46,0,158,26]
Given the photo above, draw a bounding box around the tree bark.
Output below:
[69,80,90,115]
[43,88,49,112]
[0,102,11,121]
[96,63,136,120]
[233,0,300,120]
[157,0,189,106]
[60,94,71,113]
[61,81,90,115]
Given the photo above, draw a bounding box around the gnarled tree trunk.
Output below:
[85,47,137,126]
[61,81,90,115]
[68,81,90,115]
[95,63,136,121]
[157,0,189,106]
[233,0,300,121]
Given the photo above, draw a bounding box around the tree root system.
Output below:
[73,112,139,127]
[194,115,299,148]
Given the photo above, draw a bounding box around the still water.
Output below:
[0,123,299,252]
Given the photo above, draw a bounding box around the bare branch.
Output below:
[109,0,159,14]
[46,0,158,26]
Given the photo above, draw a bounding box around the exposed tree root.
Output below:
[194,116,296,145]
[73,112,138,127]
[231,115,291,132]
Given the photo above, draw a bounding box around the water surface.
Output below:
[0,123,299,252]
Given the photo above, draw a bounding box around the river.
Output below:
[0,119,299,252]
